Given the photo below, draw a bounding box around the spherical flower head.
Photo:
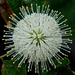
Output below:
[3,4,72,73]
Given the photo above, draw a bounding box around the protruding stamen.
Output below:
[58,19,67,25]
[18,57,25,67]
[3,35,12,38]
[4,41,13,44]
[59,51,68,57]
[7,48,15,53]
[9,21,16,26]
[7,51,15,57]
[56,15,64,22]
[2,38,13,41]
[26,6,30,15]
[4,44,14,50]
[61,47,70,53]
[9,16,18,23]
[20,7,25,17]
[41,5,44,13]
[4,25,14,30]
[46,5,50,14]
[50,59,56,69]
[31,4,34,13]
[19,13,24,18]
[49,9,53,16]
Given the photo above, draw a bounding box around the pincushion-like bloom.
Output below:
[3,4,72,73]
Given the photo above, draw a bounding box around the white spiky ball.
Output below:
[3,4,72,73]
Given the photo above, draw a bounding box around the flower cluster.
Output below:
[3,4,72,73]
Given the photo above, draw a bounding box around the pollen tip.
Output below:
[13,62,15,64]
[30,69,31,71]
[10,15,12,17]
[46,70,48,72]
[54,66,56,69]
[3,35,5,37]
[39,6,40,8]
[37,63,38,65]
[28,66,29,68]
[59,12,61,14]
[7,51,9,53]
[48,5,50,7]
[4,43,6,44]
[68,51,70,53]
[66,55,68,57]
[35,68,36,70]
[4,49,6,50]
[5,33,7,34]
[3,30,5,32]
[11,58,13,60]
[69,48,71,50]
[22,6,24,8]
[36,4,37,6]
[71,34,72,36]
[59,62,62,64]
[18,65,21,68]
[35,71,36,73]
[2,39,4,40]
[49,68,51,70]
[13,13,15,15]
[28,70,29,72]
[19,13,21,15]
[43,68,45,70]
[26,6,28,9]
[9,17,10,19]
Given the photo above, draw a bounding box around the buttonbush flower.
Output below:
[2,4,72,73]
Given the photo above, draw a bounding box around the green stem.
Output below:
[25,64,27,75]
[0,52,12,58]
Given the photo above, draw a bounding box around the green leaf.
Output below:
[2,60,27,75]
[1,70,8,75]
[7,0,23,15]
[47,0,75,40]
[23,0,46,13]
[38,65,74,75]
[23,0,46,6]
[53,57,70,67]
[38,58,73,75]
[7,0,46,16]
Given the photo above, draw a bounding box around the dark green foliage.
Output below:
[1,57,73,75]
[47,0,75,40]
[39,66,74,75]
[2,60,27,75]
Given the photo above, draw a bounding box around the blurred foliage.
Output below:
[1,60,27,75]
[47,0,75,40]
[39,65,74,75]
[7,0,23,15]
[1,58,74,75]
[53,57,70,67]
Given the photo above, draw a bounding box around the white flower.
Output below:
[3,4,72,73]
